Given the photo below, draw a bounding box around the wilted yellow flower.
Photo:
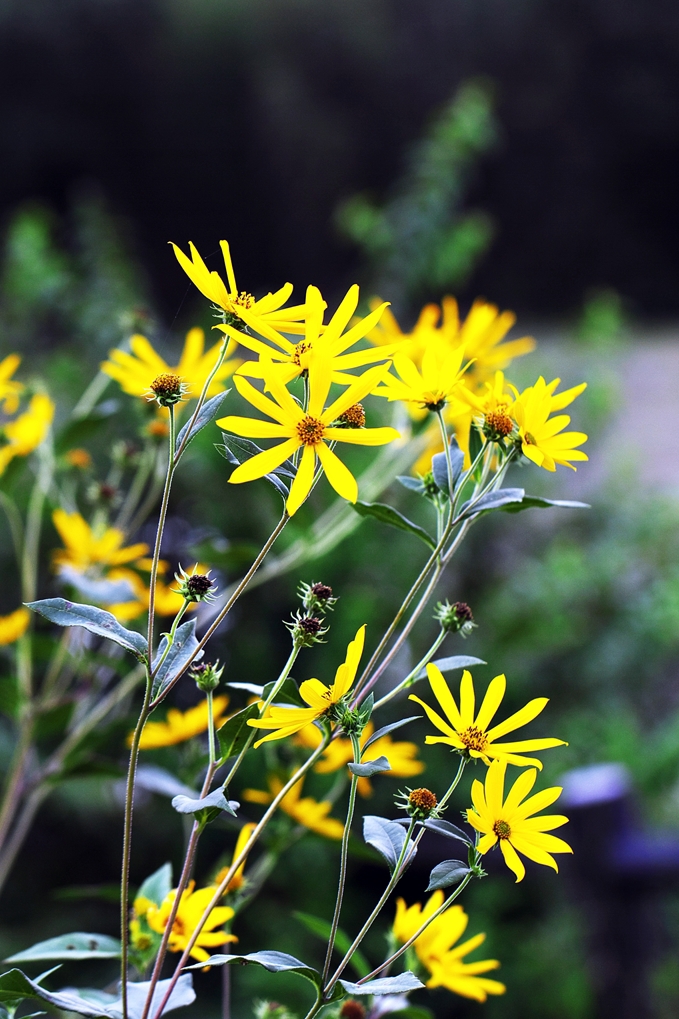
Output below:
[0,354,24,413]
[243,776,344,840]
[467,759,572,883]
[146,880,237,963]
[512,376,588,472]
[101,327,239,402]
[0,607,30,645]
[410,665,565,769]
[213,823,257,895]
[393,893,505,1002]
[52,510,149,572]
[300,720,424,797]
[134,696,230,750]
[218,356,399,515]
[231,284,396,387]
[247,626,366,746]
[0,393,55,475]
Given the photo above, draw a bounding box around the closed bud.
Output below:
[174,566,216,603]
[298,580,338,615]
[396,785,440,820]
[285,610,329,648]
[191,660,223,693]
[434,599,476,637]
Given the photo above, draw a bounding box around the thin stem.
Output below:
[436,410,455,504]
[0,491,23,567]
[373,628,447,710]
[321,733,361,984]
[147,405,176,667]
[151,599,189,680]
[207,691,216,769]
[173,339,230,465]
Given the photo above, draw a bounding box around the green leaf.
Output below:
[217,702,261,761]
[426,859,470,892]
[26,599,148,660]
[362,716,421,751]
[363,816,416,871]
[261,678,303,706]
[339,972,425,995]
[5,934,121,964]
[293,913,370,979]
[151,619,201,699]
[348,756,391,778]
[431,436,464,492]
[413,655,485,680]
[468,422,484,465]
[175,391,230,455]
[171,789,238,821]
[456,487,525,521]
[135,863,172,908]
[501,495,590,513]
[396,476,425,494]
[184,951,321,989]
[421,818,473,845]
[0,969,39,1007]
[352,501,435,549]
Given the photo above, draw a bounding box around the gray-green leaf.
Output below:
[501,495,590,513]
[426,859,470,891]
[175,392,230,455]
[151,620,201,698]
[184,951,321,989]
[363,816,416,871]
[414,655,485,680]
[347,756,391,777]
[362,716,421,751]
[352,501,436,549]
[136,863,172,908]
[171,789,238,817]
[457,487,525,520]
[26,599,148,659]
[339,972,425,996]
[5,934,121,964]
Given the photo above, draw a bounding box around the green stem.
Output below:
[207,691,216,769]
[321,732,361,984]
[373,627,447,710]
[436,409,455,504]
[146,405,176,666]
[173,338,230,465]
[151,599,189,680]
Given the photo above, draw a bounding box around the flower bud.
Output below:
[340,1002,366,1019]
[174,566,216,603]
[285,610,329,648]
[147,373,186,407]
[298,580,338,615]
[396,786,440,820]
[434,599,476,637]
[191,660,223,693]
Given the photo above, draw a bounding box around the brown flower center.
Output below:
[296,415,326,445]
[493,819,511,839]
[233,291,255,309]
[485,410,514,437]
[408,788,438,812]
[292,341,313,366]
[524,431,537,445]
[458,726,488,753]
[150,373,182,398]
[338,403,366,428]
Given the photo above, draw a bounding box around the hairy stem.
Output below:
[147,405,176,667]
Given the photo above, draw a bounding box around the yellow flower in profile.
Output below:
[467,759,572,883]
[372,340,471,419]
[217,356,399,515]
[512,376,588,472]
[0,608,30,645]
[247,626,366,746]
[393,892,505,1002]
[243,776,344,840]
[410,665,565,769]
[101,327,239,402]
[0,354,24,413]
[231,284,396,387]
[146,880,237,963]
[301,720,424,797]
[135,695,230,749]
[171,240,307,340]
[214,822,257,895]
[52,510,149,572]
[0,393,55,474]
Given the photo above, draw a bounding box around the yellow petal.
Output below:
[474,674,506,732]
[500,839,525,882]
[286,443,316,515]
[316,443,358,503]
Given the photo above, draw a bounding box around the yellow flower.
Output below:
[171,240,307,339]
[101,327,239,402]
[64,448,92,469]
[0,354,24,413]
[512,376,588,472]
[0,607,30,645]
[305,720,424,797]
[393,892,505,1002]
[230,284,396,387]
[247,625,366,746]
[134,695,230,749]
[52,510,149,572]
[146,880,237,963]
[217,356,399,515]
[467,759,572,882]
[372,340,471,419]
[410,665,565,769]
[0,393,55,475]
[213,822,257,895]
[243,776,344,840]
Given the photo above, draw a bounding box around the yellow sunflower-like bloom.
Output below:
[372,340,471,419]
[247,625,366,747]
[298,720,424,797]
[171,240,307,340]
[243,776,344,840]
[230,284,397,387]
[52,510,149,572]
[217,356,399,515]
[213,822,257,895]
[0,607,30,645]
[512,376,588,472]
[393,893,505,1002]
[467,759,572,882]
[0,393,55,475]
[145,880,237,963]
[409,665,565,769]
[0,354,24,413]
[134,696,230,750]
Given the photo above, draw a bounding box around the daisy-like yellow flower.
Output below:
[0,607,30,645]
[172,240,307,340]
[467,759,572,882]
[52,510,149,572]
[409,665,565,769]
[298,720,424,797]
[213,822,257,895]
[247,625,366,747]
[243,775,344,840]
[0,354,24,413]
[101,327,239,403]
[146,880,237,963]
[0,393,55,475]
[512,376,588,472]
[393,893,505,1002]
[231,284,397,387]
[372,339,471,419]
[217,356,399,515]
[134,696,230,750]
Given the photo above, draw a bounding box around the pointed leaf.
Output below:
[426,859,471,892]
[457,487,525,521]
[151,619,202,698]
[26,600,147,660]
[396,476,425,493]
[502,495,590,513]
[339,972,425,996]
[468,423,483,465]
[422,818,474,845]
[218,433,292,498]
[184,951,321,988]
[5,934,121,964]
[363,816,416,871]
[226,682,264,696]
[414,655,485,680]
[352,502,436,550]
[115,975,196,1019]
[217,703,261,761]
[136,863,172,909]
[362,716,421,751]
[348,756,391,777]
[175,392,230,455]
[292,913,370,979]
[431,436,464,492]
[171,788,238,817]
